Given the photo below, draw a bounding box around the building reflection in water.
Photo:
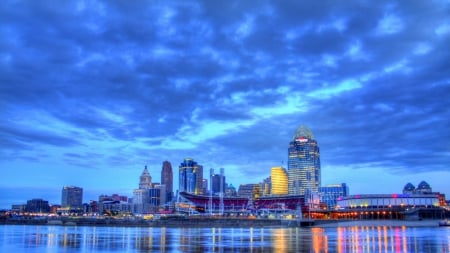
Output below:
[1,224,449,252]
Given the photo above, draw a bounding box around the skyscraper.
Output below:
[211,173,226,195]
[179,158,203,194]
[139,165,152,189]
[161,161,173,202]
[133,165,152,213]
[61,186,83,207]
[287,125,321,195]
[271,166,288,195]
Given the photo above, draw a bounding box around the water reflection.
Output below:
[1,224,449,252]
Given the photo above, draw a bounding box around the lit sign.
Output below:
[296,137,308,142]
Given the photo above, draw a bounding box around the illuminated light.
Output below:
[392,194,398,198]
[296,137,308,142]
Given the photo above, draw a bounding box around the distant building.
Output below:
[403,182,416,194]
[99,194,128,203]
[403,181,433,195]
[149,188,162,207]
[139,165,152,189]
[261,177,271,196]
[161,161,174,203]
[179,158,204,194]
[61,186,83,208]
[287,125,321,195]
[319,183,349,209]
[25,198,50,213]
[133,166,153,214]
[11,204,26,213]
[237,184,261,199]
[271,166,288,195]
[337,194,442,209]
[416,181,432,194]
[211,173,226,195]
[225,184,237,197]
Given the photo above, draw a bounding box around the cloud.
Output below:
[0,0,449,207]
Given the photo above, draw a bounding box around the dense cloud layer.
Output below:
[1,1,449,206]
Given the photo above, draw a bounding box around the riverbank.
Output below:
[312,219,441,227]
[0,217,443,228]
[1,216,284,228]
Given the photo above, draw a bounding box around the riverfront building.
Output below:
[25,198,50,213]
[211,173,226,195]
[133,166,153,214]
[287,125,321,195]
[161,161,174,203]
[271,167,288,195]
[319,183,349,209]
[336,194,441,209]
[179,158,204,195]
[61,186,83,208]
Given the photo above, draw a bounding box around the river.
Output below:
[1,223,449,252]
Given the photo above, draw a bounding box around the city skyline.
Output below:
[1,1,449,208]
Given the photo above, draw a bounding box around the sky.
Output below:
[1,1,449,209]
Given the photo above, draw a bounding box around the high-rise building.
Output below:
[287,125,321,195]
[211,173,226,195]
[139,165,152,189]
[161,161,173,202]
[61,186,83,207]
[133,165,153,214]
[271,166,288,195]
[179,158,203,194]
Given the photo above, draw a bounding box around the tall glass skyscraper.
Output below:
[179,158,203,194]
[287,125,321,195]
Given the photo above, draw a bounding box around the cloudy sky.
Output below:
[1,1,449,208]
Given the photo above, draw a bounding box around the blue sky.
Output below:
[1,1,449,208]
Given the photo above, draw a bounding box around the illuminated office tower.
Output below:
[271,166,288,195]
[139,165,152,189]
[161,161,173,202]
[287,125,321,195]
[61,186,83,207]
[133,165,153,214]
[179,158,203,194]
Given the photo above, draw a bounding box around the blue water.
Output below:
[1,224,449,252]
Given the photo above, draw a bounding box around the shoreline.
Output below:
[311,219,441,228]
[0,217,443,228]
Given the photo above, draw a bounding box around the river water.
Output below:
[1,224,449,252]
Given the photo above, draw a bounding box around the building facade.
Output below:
[179,158,203,194]
[139,165,152,189]
[237,184,261,199]
[211,173,226,195]
[319,183,349,209]
[25,198,50,213]
[287,125,321,195]
[61,186,83,208]
[337,194,441,209]
[271,167,288,195]
[161,161,173,203]
[133,166,153,214]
